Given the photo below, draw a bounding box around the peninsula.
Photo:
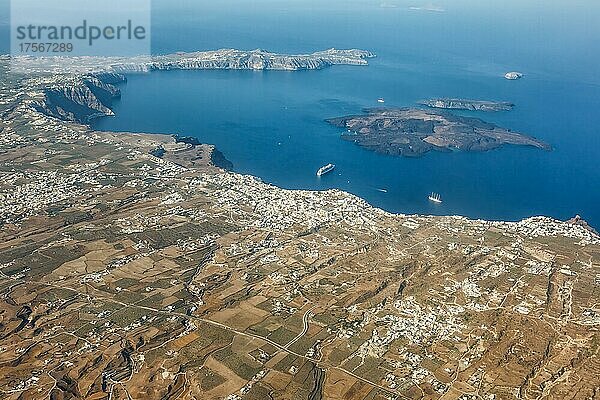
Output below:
[419,98,515,112]
[327,108,551,157]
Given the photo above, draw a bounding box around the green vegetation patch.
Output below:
[152,278,176,289]
[341,356,362,371]
[327,344,354,366]
[313,309,347,326]
[246,321,271,338]
[255,298,274,313]
[198,367,226,391]
[212,345,261,381]
[354,358,387,383]
[108,306,149,327]
[267,326,298,347]
[272,353,299,374]
[136,293,166,308]
[288,335,318,356]
[37,286,78,302]
[243,383,274,400]
[113,290,145,304]
[114,277,140,289]
[172,289,196,301]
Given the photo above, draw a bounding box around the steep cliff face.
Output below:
[420,98,515,112]
[210,147,234,170]
[33,73,126,123]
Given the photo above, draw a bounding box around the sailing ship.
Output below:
[428,192,442,203]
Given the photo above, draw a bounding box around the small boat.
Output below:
[504,71,523,80]
[377,98,385,103]
[376,188,388,193]
[316,163,336,177]
[428,192,442,203]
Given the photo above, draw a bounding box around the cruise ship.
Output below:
[428,192,442,203]
[316,163,335,177]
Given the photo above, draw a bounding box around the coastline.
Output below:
[1,51,600,399]
[3,50,595,231]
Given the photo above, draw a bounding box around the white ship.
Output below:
[377,98,385,103]
[428,192,442,203]
[316,163,335,177]
[504,71,523,80]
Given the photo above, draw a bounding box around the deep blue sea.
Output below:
[14,0,600,224]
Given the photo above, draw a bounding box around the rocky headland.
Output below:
[32,73,127,123]
[327,108,551,157]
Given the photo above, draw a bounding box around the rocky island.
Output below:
[143,48,375,72]
[419,98,515,112]
[10,48,375,75]
[327,108,551,157]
